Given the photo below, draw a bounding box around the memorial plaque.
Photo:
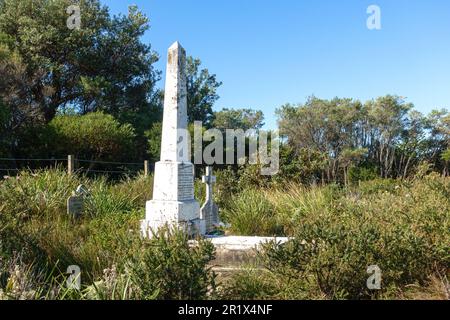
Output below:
[178,165,194,200]
[67,195,83,218]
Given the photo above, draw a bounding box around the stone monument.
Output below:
[67,184,89,219]
[201,167,220,234]
[141,42,204,238]
[67,193,83,219]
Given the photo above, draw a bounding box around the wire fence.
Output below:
[0,156,153,178]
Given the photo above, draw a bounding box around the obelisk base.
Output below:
[141,200,205,238]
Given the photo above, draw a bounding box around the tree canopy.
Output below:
[277,95,449,182]
[213,108,264,131]
[186,56,222,126]
[0,1,448,183]
[0,0,161,120]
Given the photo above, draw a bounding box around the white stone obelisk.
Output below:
[141,42,203,237]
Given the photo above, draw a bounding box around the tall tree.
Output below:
[277,96,363,182]
[213,108,265,131]
[0,39,44,156]
[186,56,222,126]
[427,109,450,174]
[276,95,442,183]
[0,0,161,123]
[364,95,413,178]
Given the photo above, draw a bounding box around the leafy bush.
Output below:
[128,227,216,300]
[1,168,448,300]
[47,112,136,162]
[0,168,86,220]
[348,165,379,183]
[145,122,162,161]
[214,167,241,208]
[223,174,450,299]
[0,169,146,280]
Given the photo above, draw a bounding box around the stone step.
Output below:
[207,236,289,268]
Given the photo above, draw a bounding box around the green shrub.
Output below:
[47,112,136,162]
[0,168,85,220]
[222,188,283,236]
[223,174,449,299]
[128,227,216,300]
[1,167,448,300]
[348,165,379,183]
[0,169,147,280]
[144,122,162,161]
[214,167,241,208]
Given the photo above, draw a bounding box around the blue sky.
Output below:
[102,0,450,129]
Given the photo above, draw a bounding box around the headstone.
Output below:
[67,185,88,218]
[141,42,203,238]
[67,193,83,218]
[76,184,89,196]
[200,167,220,234]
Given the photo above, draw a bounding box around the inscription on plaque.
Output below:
[178,165,194,200]
[67,195,84,218]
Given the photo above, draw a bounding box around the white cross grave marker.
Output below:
[201,167,220,234]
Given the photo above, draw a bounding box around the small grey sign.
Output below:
[67,195,83,218]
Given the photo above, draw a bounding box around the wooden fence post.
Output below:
[68,155,75,176]
[144,160,150,177]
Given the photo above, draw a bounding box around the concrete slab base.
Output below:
[204,236,290,270]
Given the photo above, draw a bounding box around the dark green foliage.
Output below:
[220,173,450,299]
[0,169,217,300]
[129,227,216,300]
[277,95,450,183]
[145,121,162,161]
[213,108,264,131]
[0,0,162,160]
[47,112,136,162]
[186,56,222,126]
[0,0,161,122]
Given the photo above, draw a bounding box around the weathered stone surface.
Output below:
[144,199,200,225]
[141,42,202,238]
[160,41,189,163]
[67,195,83,218]
[210,236,289,251]
[200,167,220,233]
[152,162,195,202]
[193,236,290,268]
